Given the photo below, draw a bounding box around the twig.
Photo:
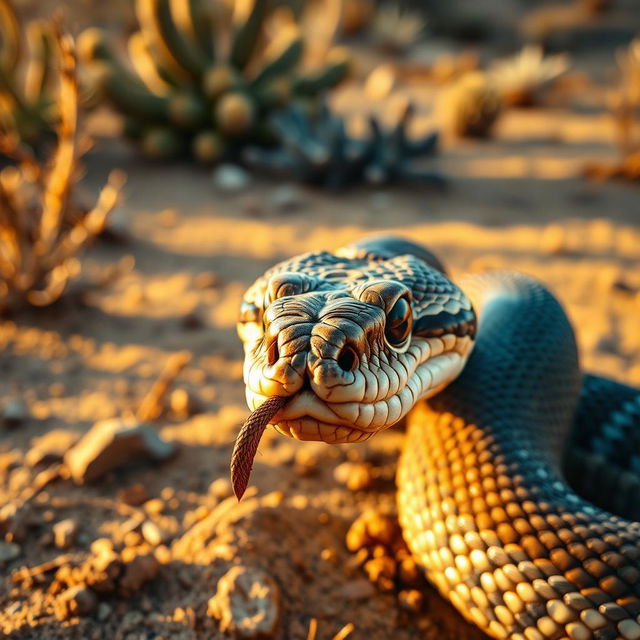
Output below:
[306,618,318,640]
[333,623,355,640]
[136,351,192,422]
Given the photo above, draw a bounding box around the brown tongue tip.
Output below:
[230,395,288,500]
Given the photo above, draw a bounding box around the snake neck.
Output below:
[398,272,640,640]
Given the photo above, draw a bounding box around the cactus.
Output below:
[489,46,569,107]
[0,29,124,313]
[245,100,444,189]
[436,71,503,139]
[78,0,351,164]
[0,0,59,154]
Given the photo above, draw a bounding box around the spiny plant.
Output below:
[245,100,444,189]
[436,71,503,139]
[489,45,569,107]
[0,30,124,313]
[0,0,59,153]
[78,0,351,164]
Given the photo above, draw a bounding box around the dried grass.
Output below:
[0,27,124,312]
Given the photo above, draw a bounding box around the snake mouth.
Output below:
[245,339,472,443]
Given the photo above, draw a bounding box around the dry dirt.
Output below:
[2,4,640,640]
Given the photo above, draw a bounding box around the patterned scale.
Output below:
[398,272,640,640]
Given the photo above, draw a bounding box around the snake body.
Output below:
[236,236,640,640]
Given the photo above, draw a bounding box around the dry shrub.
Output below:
[0,28,124,312]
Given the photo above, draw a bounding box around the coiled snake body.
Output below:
[236,236,640,640]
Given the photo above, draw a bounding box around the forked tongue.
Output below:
[230,395,288,500]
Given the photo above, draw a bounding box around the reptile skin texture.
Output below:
[398,272,640,640]
[238,238,640,640]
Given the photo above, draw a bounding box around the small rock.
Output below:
[364,556,396,582]
[334,461,374,491]
[2,399,28,427]
[397,555,421,587]
[141,521,168,546]
[398,589,423,612]
[212,164,251,192]
[207,566,280,639]
[169,389,199,419]
[181,312,204,330]
[119,553,160,596]
[117,484,150,507]
[345,510,399,551]
[209,478,232,500]
[58,585,97,618]
[335,579,376,601]
[53,519,78,550]
[0,542,20,564]
[269,185,303,212]
[64,417,177,484]
[26,429,80,467]
[97,602,112,622]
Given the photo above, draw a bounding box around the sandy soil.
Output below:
[2,4,640,639]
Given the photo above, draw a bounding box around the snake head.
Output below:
[237,239,476,443]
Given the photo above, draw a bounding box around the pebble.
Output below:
[334,461,374,491]
[345,510,399,551]
[209,478,232,499]
[26,429,80,467]
[269,185,303,212]
[58,585,97,618]
[97,602,112,622]
[2,399,28,427]
[118,484,150,507]
[141,521,168,546]
[207,566,280,639]
[0,542,20,564]
[64,417,177,484]
[53,519,78,550]
[398,589,424,613]
[335,579,376,601]
[364,556,397,582]
[119,553,160,596]
[212,164,251,192]
[169,389,199,419]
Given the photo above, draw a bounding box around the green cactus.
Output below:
[245,100,445,190]
[78,0,351,163]
[0,0,60,154]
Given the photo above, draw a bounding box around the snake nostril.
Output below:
[337,344,359,372]
[267,340,279,366]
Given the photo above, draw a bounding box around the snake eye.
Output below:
[385,297,412,348]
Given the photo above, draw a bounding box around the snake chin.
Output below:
[245,337,473,443]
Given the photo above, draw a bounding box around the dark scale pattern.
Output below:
[398,272,640,640]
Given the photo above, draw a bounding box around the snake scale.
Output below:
[235,235,640,640]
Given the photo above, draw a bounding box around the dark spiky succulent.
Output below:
[0,0,59,154]
[245,101,444,189]
[77,0,350,164]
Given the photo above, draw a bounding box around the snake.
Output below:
[233,235,640,640]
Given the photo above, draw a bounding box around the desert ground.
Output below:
[1,1,640,639]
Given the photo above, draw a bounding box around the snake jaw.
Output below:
[243,333,474,443]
